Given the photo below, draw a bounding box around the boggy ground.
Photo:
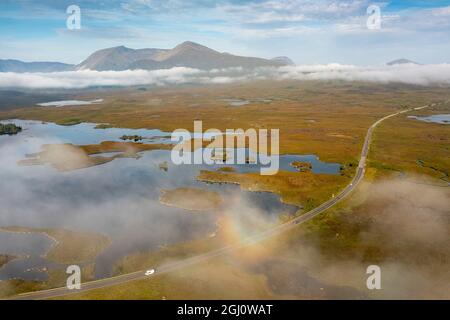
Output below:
[0,80,449,299]
[0,227,110,298]
[2,80,449,163]
[56,85,450,299]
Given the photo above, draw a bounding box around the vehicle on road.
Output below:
[145,269,155,276]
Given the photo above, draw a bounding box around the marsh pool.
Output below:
[0,120,341,280]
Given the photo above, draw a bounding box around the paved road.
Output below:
[9,103,436,300]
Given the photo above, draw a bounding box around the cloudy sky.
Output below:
[1,0,450,65]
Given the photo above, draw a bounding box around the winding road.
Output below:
[9,103,436,300]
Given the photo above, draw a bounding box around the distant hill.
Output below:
[0,90,73,111]
[0,59,74,72]
[0,42,293,72]
[271,56,295,66]
[76,46,168,71]
[387,58,420,66]
[77,41,291,71]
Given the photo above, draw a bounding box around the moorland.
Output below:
[0,80,449,299]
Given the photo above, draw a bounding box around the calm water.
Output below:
[220,98,273,107]
[37,99,104,107]
[0,120,341,279]
[2,119,171,145]
[408,114,450,125]
[0,231,57,281]
[222,99,251,107]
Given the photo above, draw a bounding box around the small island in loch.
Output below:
[120,135,144,142]
[0,123,22,135]
[0,254,18,269]
[159,187,223,211]
[290,161,312,172]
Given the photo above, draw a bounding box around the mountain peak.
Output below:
[108,45,134,53]
[0,59,74,72]
[173,41,217,53]
[76,41,290,71]
[271,56,295,66]
[179,41,203,47]
[387,58,420,66]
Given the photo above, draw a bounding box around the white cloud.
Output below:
[430,5,450,16]
[270,63,450,86]
[218,0,371,24]
[1,63,450,89]
[0,67,202,89]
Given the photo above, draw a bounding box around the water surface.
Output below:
[0,231,56,281]
[408,114,450,125]
[0,120,340,279]
[37,99,104,107]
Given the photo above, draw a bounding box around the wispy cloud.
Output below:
[0,67,201,89]
[271,63,450,85]
[218,0,372,24]
[2,63,450,89]
[1,1,450,64]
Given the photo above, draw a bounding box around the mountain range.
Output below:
[0,43,422,73]
[0,41,293,73]
[0,59,74,73]
[78,41,291,71]
[386,58,420,66]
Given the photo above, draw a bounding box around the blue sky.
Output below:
[1,0,450,65]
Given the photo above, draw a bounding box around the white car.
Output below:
[145,269,155,276]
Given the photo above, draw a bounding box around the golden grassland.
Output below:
[270,104,450,294]
[2,80,449,163]
[159,187,223,211]
[198,169,352,212]
[369,103,450,181]
[49,85,450,300]
[0,80,449,298]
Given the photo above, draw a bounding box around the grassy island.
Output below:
[290,161,312,172]
[0,254,17,268]
[0,123,22,135]
[160,187,223,211]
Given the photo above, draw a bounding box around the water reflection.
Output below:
[0,231,56,281]
[408,114,450,125]
[0,120,340,280]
